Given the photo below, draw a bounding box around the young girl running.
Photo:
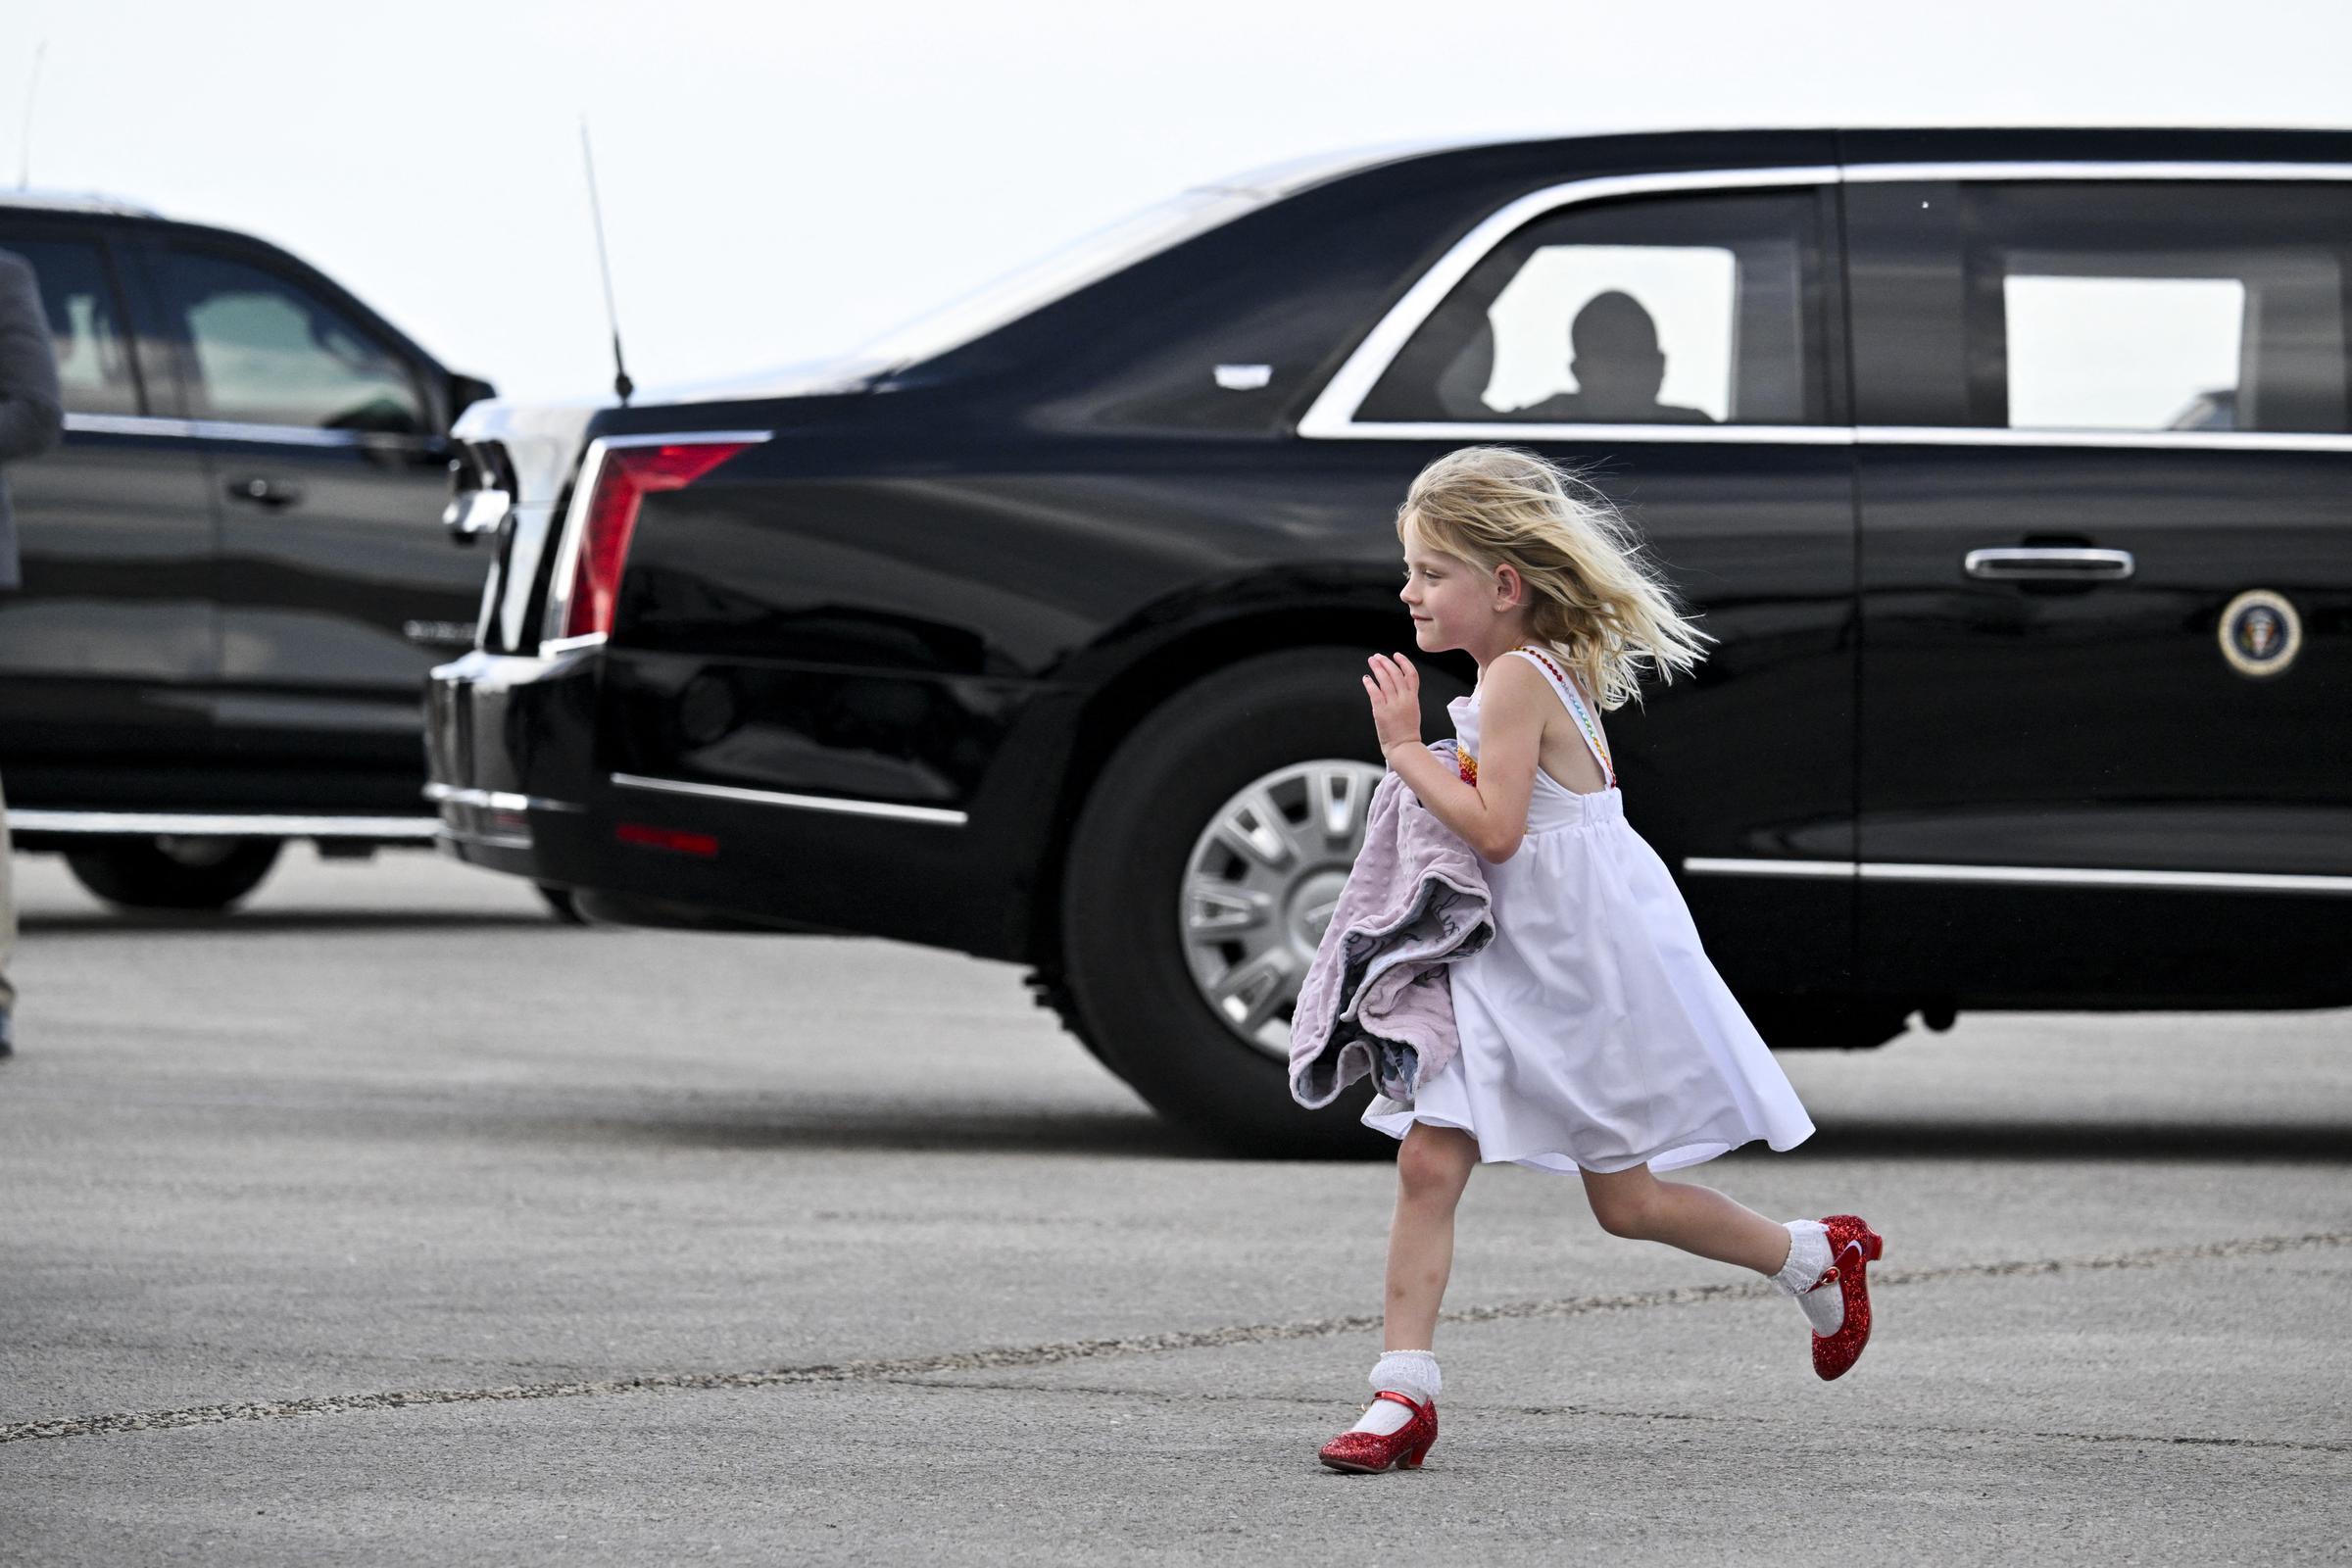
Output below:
[1318,445,1884,1475]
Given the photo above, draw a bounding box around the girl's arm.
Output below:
[1362,653,1544,863]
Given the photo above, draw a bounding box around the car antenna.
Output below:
[578,117,634,406]
[17,38,47,189]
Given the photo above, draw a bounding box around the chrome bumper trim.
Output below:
[1683,857,2352,896]
[9,810,440,839]
[610,771,967,826]
[422,784,581,813]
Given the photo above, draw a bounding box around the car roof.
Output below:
[0,188,163,218]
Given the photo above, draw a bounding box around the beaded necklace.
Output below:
[1514,644,1614,784]
[1453,644,1614,789]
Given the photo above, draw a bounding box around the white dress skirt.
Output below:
[1361,646,1816,1175]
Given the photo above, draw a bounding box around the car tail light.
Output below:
[559,440,756,641]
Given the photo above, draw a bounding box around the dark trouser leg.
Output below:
[0,767,16,1049]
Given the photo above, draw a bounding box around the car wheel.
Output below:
[534,883,590,924]
[1054,647,1469,1157]
[64,836,283,912]
[1736,995,1915,1053]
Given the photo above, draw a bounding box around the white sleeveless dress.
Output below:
[1361,646,1816,1175]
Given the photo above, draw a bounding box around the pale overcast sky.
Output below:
[7,0,2348,402]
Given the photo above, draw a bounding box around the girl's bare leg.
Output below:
[1577,1162,1793,1274]
[1383,1122,1482,1349]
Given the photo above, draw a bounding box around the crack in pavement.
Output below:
[871,1378,2352,1457]
[4,1229,2343,1447]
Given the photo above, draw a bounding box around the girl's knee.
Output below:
[1396,1127,1476,1201]
[1583,1169,1661,1239]
[1591,1196,1650,1239]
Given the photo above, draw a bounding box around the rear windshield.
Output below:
[851,185,1265,373]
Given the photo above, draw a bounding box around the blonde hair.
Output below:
[1396,445,1715,710]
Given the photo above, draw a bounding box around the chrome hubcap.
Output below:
[1179,759,1386,1060]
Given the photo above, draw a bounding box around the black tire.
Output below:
[1736,995,1915,1053]
[65,836,282,912]
[1054,647,1469,1157]
[534,883,590,924]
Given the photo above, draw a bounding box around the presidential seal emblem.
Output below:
[2218,588,2301,678]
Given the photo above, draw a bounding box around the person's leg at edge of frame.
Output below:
[1348,1121,1478,1438]
[0,768,15,1057]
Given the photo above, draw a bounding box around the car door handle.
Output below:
[1962,547,2134,582]
[226,475,304,510]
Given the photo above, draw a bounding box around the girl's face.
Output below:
[1399,534,1510,653]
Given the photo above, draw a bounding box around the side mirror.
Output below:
[448,372,498,426]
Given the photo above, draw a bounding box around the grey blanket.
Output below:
[1289,740,1494,1108]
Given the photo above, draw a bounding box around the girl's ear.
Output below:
[1492,562,1524,610]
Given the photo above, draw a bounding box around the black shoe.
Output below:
[0,1007,13,1057]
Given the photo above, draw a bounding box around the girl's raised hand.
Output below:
[1362,653,1422,754]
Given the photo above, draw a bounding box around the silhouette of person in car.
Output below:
[1512,290,1716,424]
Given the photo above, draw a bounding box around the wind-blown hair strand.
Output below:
[1396,445,1715,710]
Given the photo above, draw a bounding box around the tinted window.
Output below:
[1356,188,1833,425]
[155,250,425,434]
[1963,183,2350,434]
[0,237,140,416]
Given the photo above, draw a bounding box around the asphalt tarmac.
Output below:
[2,846,2346,1565]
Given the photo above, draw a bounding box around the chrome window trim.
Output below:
[1308,419,1856,446]
[1841,159,2352,185]
[538,430,774,649]
[1301,157,2352,450]
[1297,421,2352,453]
[63,413,192,438]
[1298,165,1838,440]
[1300,421,2352,453]
[1855,425,2352,454]
[611,771,968,827]
[63,411,435,449]
[10,809,439,839]
[194,418,426,449]
[1684,857,2352,896]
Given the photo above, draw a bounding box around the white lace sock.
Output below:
[1769,1219,1843,1336]
[1349,1349,1441,1435]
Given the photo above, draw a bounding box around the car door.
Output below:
[0,219,220,811]
[138,236,480,808]
[1843,169,2352,1004]
[1303,160,1860,1009]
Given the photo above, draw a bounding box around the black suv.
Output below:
[425,128,2352,1153]
[1,192,499,910]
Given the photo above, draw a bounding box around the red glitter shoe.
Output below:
[1317,1390,1438,1473]
[1803,1214,1886,1381]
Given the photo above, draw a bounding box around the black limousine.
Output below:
[427,126,2351,1155]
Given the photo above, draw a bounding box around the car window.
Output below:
[1355,188,1831,425]
[0,236,141,416]
[153,249,426,435]
[1962,182,2350,434]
